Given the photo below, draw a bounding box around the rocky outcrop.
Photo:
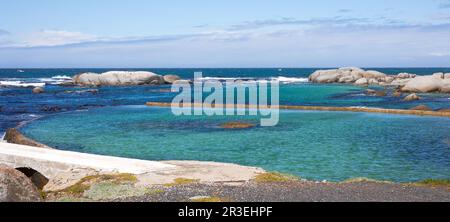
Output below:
[0,165,42,202]
[403,93,420,101]
[4,128,50,148]
[309,67,450,93]
[73,71,165,86]
[32,87,44,94]
[309,67,386,85]
[163,75,181,84]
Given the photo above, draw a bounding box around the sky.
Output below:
[0,0,450,68]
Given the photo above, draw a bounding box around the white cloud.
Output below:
[428,52,450,57]
[12,30,101,47]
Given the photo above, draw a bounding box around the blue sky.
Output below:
[0,0,450,67]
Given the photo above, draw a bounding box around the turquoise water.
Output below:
[22,106,450,182]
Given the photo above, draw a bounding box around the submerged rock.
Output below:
[0,165,42,202]
[220,122,255,129]
[73,71,165,86]
[64,89,99,94]
[403,93,420,101]
[410,105,432,111]
[32,87,44,94]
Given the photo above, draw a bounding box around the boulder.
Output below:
[74,71,165,86]
[309,69,342,83]
[354,78,368,86]
[368,79,379,85]
[366,89,386,97]
[73,72,101,86]
[403,93,420,101]
[0,165,42,202]
[410,105,432,111]
[397,73,416,79]
[390,78,411,86]
[163,75,181,84]
[432,72,444,79]
[392,91,402,97]
[402,75,443,93]
[363,70,386,79]
[383,76,395,83]
[338,76,355,83]
[440,79,450,93]
[32,87,44,94]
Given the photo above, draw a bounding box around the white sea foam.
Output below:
[271,76,309,83]
[195,76,309,84]
[0,81,45,88]
[38,75,73,85]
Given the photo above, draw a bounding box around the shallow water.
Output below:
[22,106,450,182]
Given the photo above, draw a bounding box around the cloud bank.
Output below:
[1,15,450,68]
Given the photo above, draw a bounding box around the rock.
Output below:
[368,79,379,85]
[375,91,387,97]
[402,75,443,93]
[0,165,42,202]
[363,70,386,79]
[64,89,99,94]
[4,128,49,148]
[366,89,386,97]
[338,76,356,83]
[392,91,402,97]
[410,105,432,111]
[432,72,444,79]
[74,71,165,86]
[163,75,181,84]
[365,89,376,95]
[403,93,420,101]
[309,69,342,83]
[384,76,395,83]
[32,87,44,94]
[397,73,416,79]
[440,79,450,93]
[438,108,450,113]
[172,80,192,85]
[40,106,62,112]
[354,78,368,86]
[73,72,101,86]
[220,122,255,129]
[390,78,411,86]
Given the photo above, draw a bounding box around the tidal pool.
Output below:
[22,105,450,182]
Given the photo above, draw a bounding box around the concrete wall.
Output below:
[0,142,176,179]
